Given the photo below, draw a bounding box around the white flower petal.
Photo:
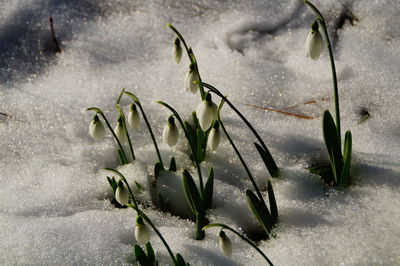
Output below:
[114,122,128,144]
[163,123,179,147]
[173,42,182,63]
[128,109,140,130]
[207,127,220,151]
[115,184,129,205]
[196,101,217,131]
[89,119,105,140]
[219,233,233,257]
[184,70,199,94]
[305,30,324,60]
[135,223,151,245]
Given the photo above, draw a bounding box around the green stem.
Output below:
[87,107,128,164]
[123,91,164,168]
[217,101,265,205]
[203,223,274,266]
[202,82,279,178]
[158,101,205,199]
[116,104,136,161]
[305,0,341,145]
[167,23,205,100]
[116,88,125,105]
[104,168,177,264]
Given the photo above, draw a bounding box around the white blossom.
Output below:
[89,114,106,140]
[173,37,183,63]
[115,180,129,206]
[162,116,179,147]
[219,230,233,257]
[135,216,151,245]
[128,104,140,130]
[305,21,324,60]
[196,93,217,131]
[207,121,220,151]
[114,117,128,144]
[184,64,199,94]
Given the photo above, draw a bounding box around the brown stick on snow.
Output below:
[50,16,62,53]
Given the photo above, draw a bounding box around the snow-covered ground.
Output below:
[1,0,400,265]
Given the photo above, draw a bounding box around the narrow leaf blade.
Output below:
[267,180,278,222]
[254,142,279,178]
[204,168,214,209]
[246,189,272,234]
[340,130,352,187]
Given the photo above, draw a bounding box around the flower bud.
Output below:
[219,230,233,257]
[184,64,199,94]
[128,104,140,130]
[114,116,128,144]
[115,180,130,206]
[305,20,324,60]
[196,93,217,131]
[173,37,183,64]
[162,116,179,147]
[135,216,151,245]
[89,114,106,140]
[207,121,220,151]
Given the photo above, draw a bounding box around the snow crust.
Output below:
[1,0,400,265]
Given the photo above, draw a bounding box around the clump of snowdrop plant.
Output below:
[105,168,189,266]
[89,114,105,140]
[304,1,353,187]
[162,116,179,147]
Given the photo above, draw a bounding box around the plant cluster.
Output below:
[86,2,353,265]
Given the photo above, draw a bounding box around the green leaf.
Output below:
[246,189,272,235]
[308,163,334,181]
[154,162,163,180]
[340,130,352,187]
[107,176,118,194]
[254,142,279,178]
[175,253,187,266]
[134,244,148,265]
[322,110,342,184]
[204,167,214,209]
[267,180,278,222]
[145,242,156,264]
[182,169,204,214]
[169,157,177,172]
[196,129,204,163]
[117,148,128,165]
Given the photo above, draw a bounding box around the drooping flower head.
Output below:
[207,120,221,151]
[115,180,129,206]
[196,92,217,131]
[135,216,151,245]
[184,63,199,94]
[162,115,179,147]
[173,37,183,64]
[128,103,140,130]
[89,114,105,140]
[219,230,233,257]
[305,20,324,60]
[114,116,128,144]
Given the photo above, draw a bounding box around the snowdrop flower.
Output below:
[162,116,179,147]
[114,116,128,144]
[219,230,233,257]
[89,114,105,140]
[115,180,129,206]
[305,20,324,60]
[135,216,151,245]
[196,92,217,131]
[128,103,140,130]
[173,37,182,63]
[184,64,199,94]
[207,120,220,151]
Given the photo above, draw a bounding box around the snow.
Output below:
[1,0,400,265]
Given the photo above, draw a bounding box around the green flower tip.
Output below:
[205,92,212,103]
[136,215,144,225]
[174,37,180,45]
[311,20,319,32]
[167,115,175,125]
[130,103,137,111]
